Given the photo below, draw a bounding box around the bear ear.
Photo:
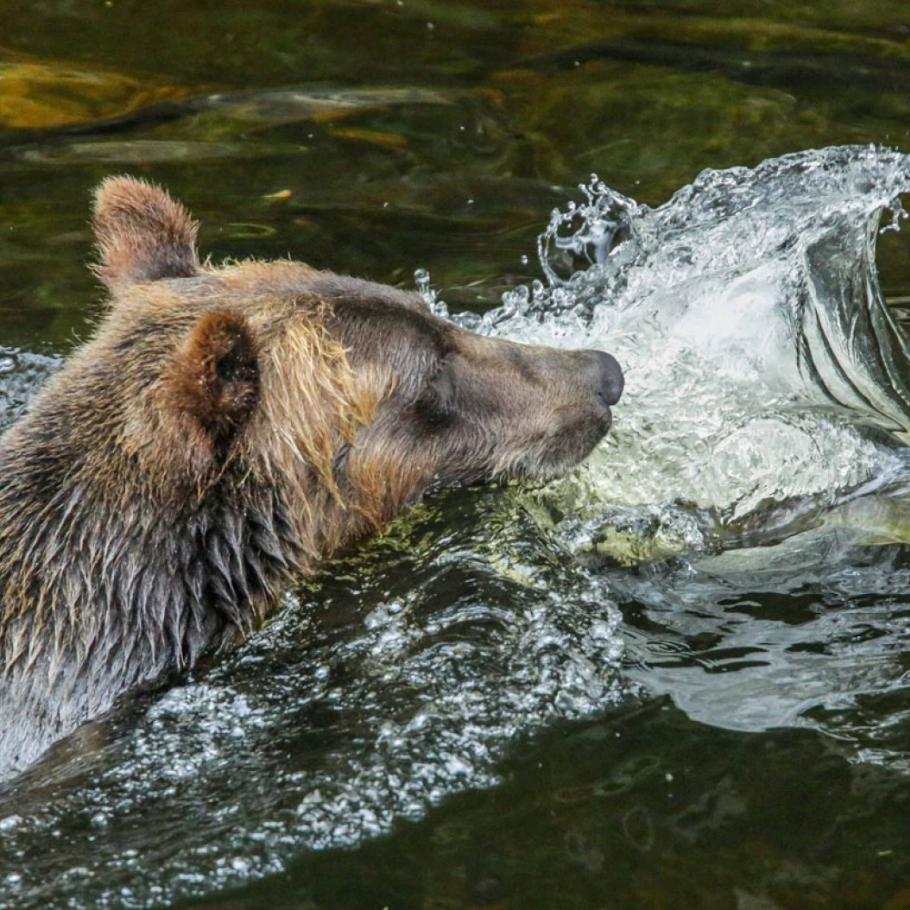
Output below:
[161,309,259,479]
[92,175,199,291]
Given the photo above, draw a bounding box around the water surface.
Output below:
[1,2,910,908]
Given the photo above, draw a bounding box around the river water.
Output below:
[0,2,909,908]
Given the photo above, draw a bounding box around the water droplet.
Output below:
[414,268,439,309]
[413,268,430,294]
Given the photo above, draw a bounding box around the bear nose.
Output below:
[584,350,624,407]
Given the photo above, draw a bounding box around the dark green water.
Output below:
[2,2,910,908]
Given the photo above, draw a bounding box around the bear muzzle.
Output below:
[582,349,624,410]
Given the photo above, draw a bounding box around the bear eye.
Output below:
[415,357,457,430]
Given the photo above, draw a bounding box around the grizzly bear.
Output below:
[0,177,623,778]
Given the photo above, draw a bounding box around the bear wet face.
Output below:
[0,176,623,777]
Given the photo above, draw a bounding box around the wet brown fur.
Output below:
[0,176,619,777]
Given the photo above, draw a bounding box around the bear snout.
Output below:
[581,350,624,409]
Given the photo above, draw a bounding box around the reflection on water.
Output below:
[1,1,910,907]
[622,509,910,751]
[0,59,189,130]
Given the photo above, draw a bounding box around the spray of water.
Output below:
[435,145,910,551]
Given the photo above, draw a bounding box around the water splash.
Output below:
[457,145,910,540]
[0,347,59,433]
